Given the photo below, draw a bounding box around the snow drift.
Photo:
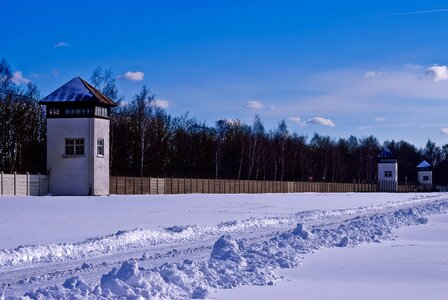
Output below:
[18,198,448,299]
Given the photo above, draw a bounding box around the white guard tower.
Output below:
[416,160,433,187]
[377,148,398,192]
[40,77,117,196]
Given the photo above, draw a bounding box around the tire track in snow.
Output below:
[0,194,445,270]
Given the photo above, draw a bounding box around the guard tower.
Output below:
[40,77,117,195]
[377,148,398,192]
[416,160,433,187]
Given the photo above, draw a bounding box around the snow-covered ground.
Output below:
[215,213,448,300]
[1,193,419,248]
[0,193,447,299]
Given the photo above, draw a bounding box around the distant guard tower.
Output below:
[40,77,117,195]
[416,160,433,188]
[378,148,398,192]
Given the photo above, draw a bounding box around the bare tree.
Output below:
[132,85,154,177]
[248,115,265,179]
[90,67,123,103]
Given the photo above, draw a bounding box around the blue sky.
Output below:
[2,0,448,147]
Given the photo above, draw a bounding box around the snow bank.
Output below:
[0,196,439,269]
[19,198,448,299]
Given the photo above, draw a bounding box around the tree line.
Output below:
[1,59,448,185]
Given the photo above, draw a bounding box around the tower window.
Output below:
[423,175,429,181]
[48,108,60,116]
[95,106,109,117]
[97,138,104,156]
[384,171,392,178]
[65,138,84,156]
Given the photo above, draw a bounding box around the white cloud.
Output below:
[12,71,31,85]
[275,65,448,118]
[440,128,448,135]
[288,117,336,127]
[30,73,48,79]
[222,118,242,126]
[150,98,170,109]
[375,116,385,122]
[405,63,423,70]
[289,116,306,127]
[289,116,335,127]
[121,71,144,81]
[305,117,335,127]
[245,100,264,110]
[30,70,60,79]
[427,65,448,81]
[364,71,385,79]
[288,116,302,124]
[118,101,128,108]
[53,41,71,48]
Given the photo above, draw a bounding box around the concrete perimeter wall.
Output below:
[0,172,49,196]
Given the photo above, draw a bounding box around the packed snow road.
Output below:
[0,193,447,299]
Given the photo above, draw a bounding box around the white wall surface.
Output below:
[418,171,432,186]
[47,117,111,196]
[47,118,91,195]
[93,118,110,195]
[378,162,398,182]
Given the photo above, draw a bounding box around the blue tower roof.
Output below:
[40,77,116,107]
[416,160,432,169]
[378,148,396,159]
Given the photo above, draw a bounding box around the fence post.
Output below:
[173,177,176,194]
[206,178,209,194]
[14,172,17,196]
[26,172,29,196]
[141,176,144,194]
[132,177,135,194]
[1,171,3,195]
[37,173,41,196]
